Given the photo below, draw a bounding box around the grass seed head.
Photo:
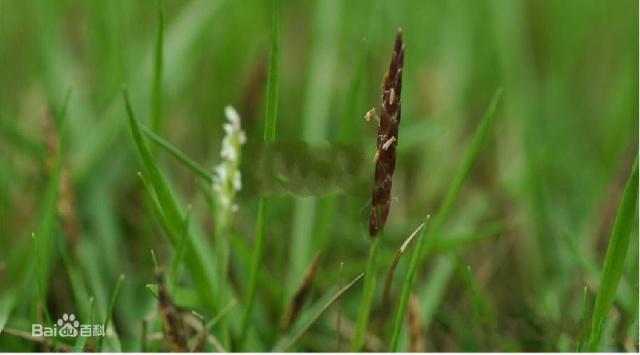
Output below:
[370,30,404,237]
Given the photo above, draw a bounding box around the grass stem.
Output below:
[150,0,164,134]
[239,0,281,348]
[350,235,381,351]
[389,216,430,351]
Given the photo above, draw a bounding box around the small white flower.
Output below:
[213,105,245,219]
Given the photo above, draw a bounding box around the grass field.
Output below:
[0,0,638,352]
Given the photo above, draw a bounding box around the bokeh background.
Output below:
[0,0,637,351]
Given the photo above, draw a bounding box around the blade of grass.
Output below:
[96,274,125,351]
[576,286,592,352]
[350,235,381,351]
[58,240,91,321]
[169,205,192,293]
[0,289,16,334]
[150,0,164,134]
[32,93,72,327]
[150,249,159,271]
[335,261,344,351]
[282,254,321,330]
[205,299,238,331]
[389,216,430,351]
[124,88,219,313]
[431,220,509,253]
[288,0,342,300]
[239,0,281,348]
[397,88,502,350]
[240,197,268,347]
[274,273,364,351]
[420,87,504,260]
[142,127,212,182]
[73,297,94,352]
[74,0,224,182]
[588,155,638,351]
[383,222,425,305]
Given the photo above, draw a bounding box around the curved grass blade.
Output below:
[420,87,504,260]
[383,222,425,305]
[588,155,638,351]
[274,273,364,351]
[142,127,211,182]
[96,274,125,351]
[389,216,430,351]
[73,297,94,352]
[124,88,219,312]
[396,88,503,351]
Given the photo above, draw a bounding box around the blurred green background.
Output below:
[0,0,637,351]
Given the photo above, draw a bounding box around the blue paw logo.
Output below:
[57,313,79,337]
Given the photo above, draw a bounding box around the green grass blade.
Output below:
[58,242,91,321]
[0,290,16,334]
[97,274,125,351]
[73,297,94,352]
[411,88,503,344]
[74,0,223,181]
[124,88,181,226]
[124,88,219,313]
[274,273,364,351]
[421,87,504,259]
[389,216,431,351]
[262,0,280,144]
[576,286,592,352]
[288,0,342,301]
[32,91,72,327]
[141,125,212,182]
[206,299,238,331]
[431,220,509,253]
[239,0,281,349]
[350,236,381,351]
[170,205,192,292]
[150,0,164,134]
[240,197,268,346]
[588,155,638,351]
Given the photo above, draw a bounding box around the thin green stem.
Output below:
[96,274,125,351]
[150,0,164,134]
[214,212,231,348]
[240,197,268,347]
[263,0,280,143]
[389,216,431,351]
[350,235,381,351]
[239,0,281,349]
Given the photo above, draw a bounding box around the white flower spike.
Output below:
[213,105,246,218]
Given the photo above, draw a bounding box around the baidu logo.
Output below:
[32,313,104,338]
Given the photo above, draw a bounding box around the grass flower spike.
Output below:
[352,30,405,352]
[370,30,404,237]
[213,106,246,218]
